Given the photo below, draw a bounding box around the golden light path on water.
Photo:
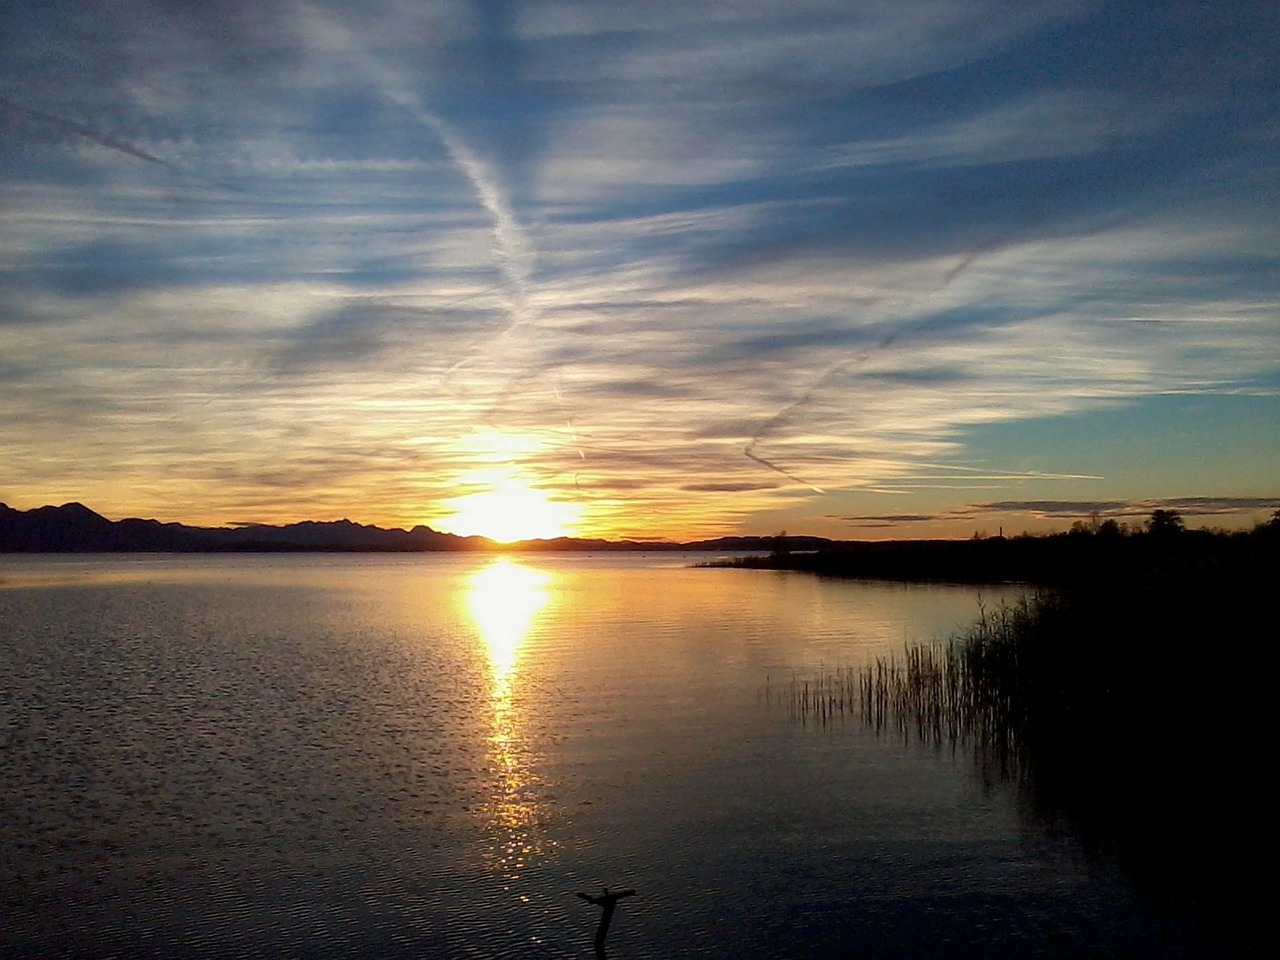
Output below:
[465,558,555,891]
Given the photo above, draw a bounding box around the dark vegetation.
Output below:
[716,512,1274,587]
[780,511,1277,956]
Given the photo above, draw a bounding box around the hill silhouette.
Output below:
[0,502,832,554]
[0,502,489,553]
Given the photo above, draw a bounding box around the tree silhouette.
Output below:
[770,530,790,558]
[1146,509,1184,536]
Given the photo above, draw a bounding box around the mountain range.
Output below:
[0,502,827,553]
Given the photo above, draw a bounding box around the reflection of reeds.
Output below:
[779,598,1038,775]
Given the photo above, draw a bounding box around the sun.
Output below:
[440,479,579,543]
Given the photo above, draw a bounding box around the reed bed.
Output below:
[767,541,1275,955]
[775,597,1040,768]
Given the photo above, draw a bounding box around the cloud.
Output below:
[831,514,936,526]
[964,500,1128,518]
[682,482,781,494]
[0,1,1276,536]
[268,297,507,374]
[962,498,1280,520]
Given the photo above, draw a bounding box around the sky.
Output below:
[2,0,1278,541]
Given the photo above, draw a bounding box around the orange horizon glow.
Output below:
[5,491,1275,546]
[430,431,584,542]
[437,478,582,543]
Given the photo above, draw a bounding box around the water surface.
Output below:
[0,554,1224,957]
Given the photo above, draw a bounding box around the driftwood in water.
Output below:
[576,887,635,957]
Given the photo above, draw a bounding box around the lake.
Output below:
[0,553,1227,958]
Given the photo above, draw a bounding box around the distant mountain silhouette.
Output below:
[0,502,831,553]
[0,502,488,553]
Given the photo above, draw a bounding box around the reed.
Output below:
[780,570,1272,954]
[780,597,1042,771]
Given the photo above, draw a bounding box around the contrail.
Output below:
[0,95,255,197]
[299,5,534,329]
[298,2,541,412]
[744,445,825,493]
[741,127,1130,491]
[380,90,534,311]
[742,350,869,493]
[0,95,172,168]
[939,127,1125,287]
[742,194,1100,488]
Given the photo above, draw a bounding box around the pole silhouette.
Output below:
[576,887,635,957]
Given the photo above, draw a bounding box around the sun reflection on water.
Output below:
[465,558,555,886]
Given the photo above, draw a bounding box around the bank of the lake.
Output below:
[711,521,1278,586]
[741,523,1276,956]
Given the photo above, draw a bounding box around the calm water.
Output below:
[1,553,1224,958]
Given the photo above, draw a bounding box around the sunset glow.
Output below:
[441,479,580,543]
[0,2,1275,539]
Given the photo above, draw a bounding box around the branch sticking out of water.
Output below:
[576,887,635,958]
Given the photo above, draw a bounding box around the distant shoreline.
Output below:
[6,504,1277,590]
[705,519,1277,586]
[1,501,829,555]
